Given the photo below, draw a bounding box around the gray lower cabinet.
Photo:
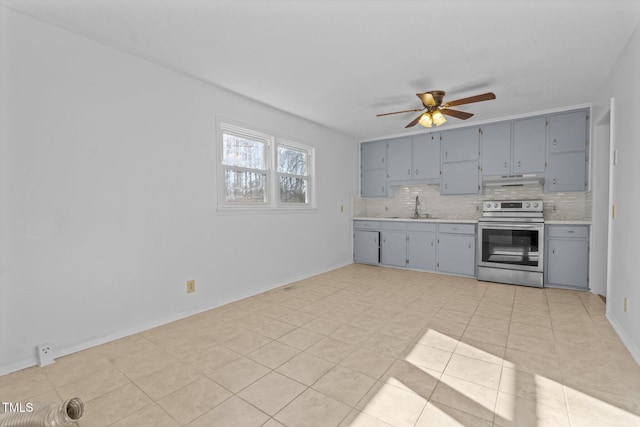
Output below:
[354,220,476,278]
[545,225,589,290]
[407,223,437,270]
[354,221,380,265]
[381,226,408,267]
[437,223,476,277]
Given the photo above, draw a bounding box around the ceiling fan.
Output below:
[376,90,496,128]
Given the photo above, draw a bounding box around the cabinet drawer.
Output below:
[438,223,476,235]
[354,221,381,231]
[407,222,437,232]
[547,225,589,238]
[381,222,408,231]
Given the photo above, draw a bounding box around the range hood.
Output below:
[482,173,544,187]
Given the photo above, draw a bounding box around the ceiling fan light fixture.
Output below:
[432,109,447,126]
[418,112,433,128]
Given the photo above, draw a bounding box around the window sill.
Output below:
[216,205,318,215]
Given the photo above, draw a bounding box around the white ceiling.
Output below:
[2,0,639,140]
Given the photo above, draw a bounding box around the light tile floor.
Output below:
[1,264,640,426]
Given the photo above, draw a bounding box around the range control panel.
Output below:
[482,200,543,213]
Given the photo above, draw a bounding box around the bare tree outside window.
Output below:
[218,122,314,209]
[222,133,268,203]
[278,145,308,203]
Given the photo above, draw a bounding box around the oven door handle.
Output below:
[478,223,543,230]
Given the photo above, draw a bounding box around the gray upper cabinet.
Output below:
[361,140,386,170]
[546,151,588,192]
[360,107,590,198]
[360,140,387,197]
[387,133,440,183]
[441,162,480,195]
[481,121,512,176]
[513,116,546,174]
[442,127,479,162]
[412,133,441,182]
[546,109,589,193]
[441,127,480,195]
[386,136,413,181]
[548,109,588,154]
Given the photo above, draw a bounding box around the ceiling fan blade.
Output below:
[405,113,425,128]
[444,92,496,107]
[441,109,474,120]
[376,108,424,117]
[416,92,436,107]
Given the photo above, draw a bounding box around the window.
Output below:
[218,121,315,210]
[277,143,309,204]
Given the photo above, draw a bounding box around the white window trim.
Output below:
[216,118,317,213]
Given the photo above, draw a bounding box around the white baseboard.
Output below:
[606,313,640,365]
[0,261,353,377]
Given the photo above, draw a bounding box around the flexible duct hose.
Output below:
[0,397,84,427]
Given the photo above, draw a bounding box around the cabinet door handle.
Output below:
[552,247,556,254]
[504,162,508,169]
[552,178,557,185]
[517,160,521,168]
[445,151,448,158]
[415,169,419,175]
[408,169,411,176]
[553,138,557,146]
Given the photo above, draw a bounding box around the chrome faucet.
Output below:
[413,196,420,218]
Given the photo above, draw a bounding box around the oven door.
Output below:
[477,222,544,273]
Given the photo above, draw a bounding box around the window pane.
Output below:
[225,169,266,203]
[277,145,307,175]
[223,133,265,169]
[279,176,307,203]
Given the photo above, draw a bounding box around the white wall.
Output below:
[592,23,640,362]
[0,7,358,374]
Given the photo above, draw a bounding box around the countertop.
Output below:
[353,217,592,225]
[353,217,478,224]
[544,220,592,225]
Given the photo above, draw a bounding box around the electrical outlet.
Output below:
[186,280,195,294]
[37,343,55,367]
[624,297,628,313]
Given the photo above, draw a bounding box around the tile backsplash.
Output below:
[353,183,591,221]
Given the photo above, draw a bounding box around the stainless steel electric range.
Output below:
[477,200,544,287]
